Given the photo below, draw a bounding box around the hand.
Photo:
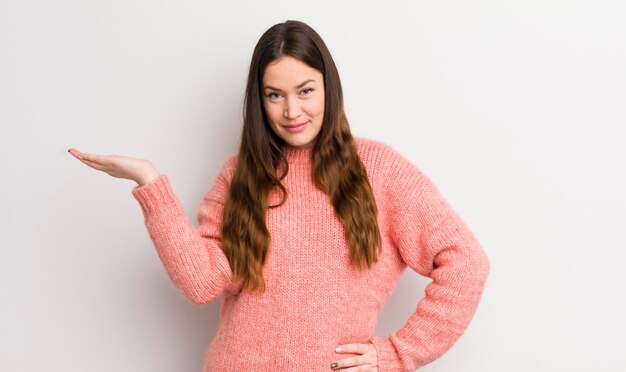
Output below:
[331,342,378,371]
[68,148,159,186]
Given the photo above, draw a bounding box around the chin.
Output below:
[285,141,312,149]
[278,134,313,149]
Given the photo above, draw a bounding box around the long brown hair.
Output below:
[221,20,381,293]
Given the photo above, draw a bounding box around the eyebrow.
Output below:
[263,79,315,91]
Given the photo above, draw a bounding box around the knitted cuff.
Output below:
[369,335,404,371]
[131,174,182,217]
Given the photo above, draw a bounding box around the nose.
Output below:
[283,96,302,119]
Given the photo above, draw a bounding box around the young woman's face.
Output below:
[262,56,325,149]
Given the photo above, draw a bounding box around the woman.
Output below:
[69,20,490,372]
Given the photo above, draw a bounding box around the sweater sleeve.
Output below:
[131,156,239,305]
[369,146,490,371]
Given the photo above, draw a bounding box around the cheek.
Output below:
[317,93,325,115]
[264,103,281,124]
[310,97,325,118]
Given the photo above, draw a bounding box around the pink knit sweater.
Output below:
[131,137,490,371]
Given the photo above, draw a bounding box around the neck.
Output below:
[283,145,313,164]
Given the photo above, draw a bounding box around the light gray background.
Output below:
[2,1,625,371]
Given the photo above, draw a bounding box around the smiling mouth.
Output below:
[283,122,307,128]
[283,121,309,133]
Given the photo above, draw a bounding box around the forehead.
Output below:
[262,56,322,86]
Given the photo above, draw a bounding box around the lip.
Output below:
[283,121,308,133]
[283,121,307,128]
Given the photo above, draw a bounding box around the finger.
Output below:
[69,148,94,162]
[79,157,109,172]
[338,365,377,372]
[332,343,378,370]
[335,343,371,355]
[331,355,373,370]
[79,152,111,165]
[68,148,84,159]
[68,148,110,165]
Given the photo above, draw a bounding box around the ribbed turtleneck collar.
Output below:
[282,146,313,164]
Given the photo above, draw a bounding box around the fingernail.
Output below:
[335,347,342,352]
[331,362,338,369]
[67,149,70,153]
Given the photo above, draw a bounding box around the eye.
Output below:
[301,87,314,95]
[266,92,281,100]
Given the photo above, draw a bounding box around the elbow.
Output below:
[470,242,490,288]
[174,263,232,305]
[178,283,223,305]
[481,246,491,279]
[185,289,221,305]
[189,297,213,306]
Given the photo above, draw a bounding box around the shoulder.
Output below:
[353,136,411,164]
[353,136,396,169]
[202,152,238,203]
[214,153,239,182]
[224,152,239,171]
[353,136,395,159]
[353,136,426,184]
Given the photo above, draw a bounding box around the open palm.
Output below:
[68,148,159,186]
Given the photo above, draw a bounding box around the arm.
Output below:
[131,156,238,305]
[370,149,490,371]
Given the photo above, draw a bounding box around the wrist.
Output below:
[136,168,160,186]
